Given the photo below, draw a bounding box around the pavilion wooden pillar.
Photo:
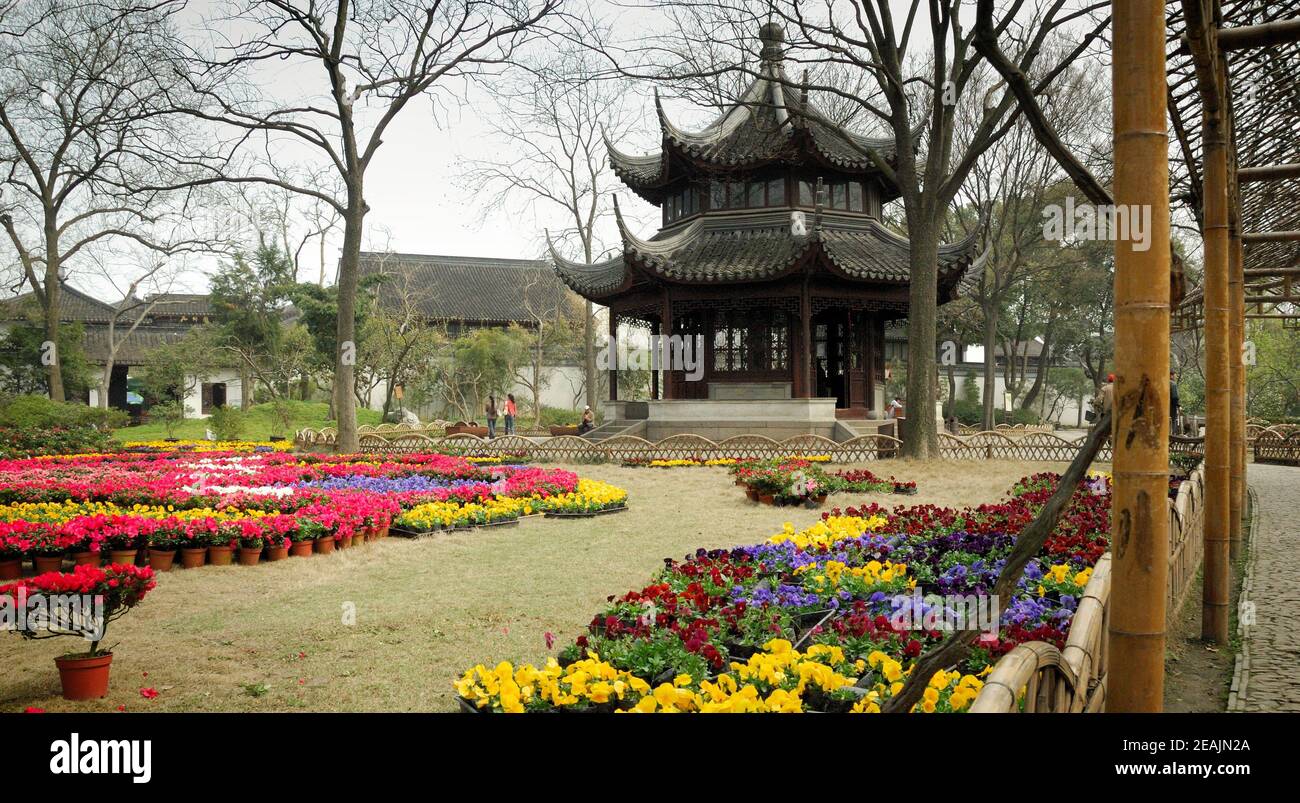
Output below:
[799,280,813,398]
[1107,0,1171,712]
[660,293,673,400]
[608,313,618,402]
[651,318,660,400]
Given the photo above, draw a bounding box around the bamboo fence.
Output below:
[971,459,1208,712]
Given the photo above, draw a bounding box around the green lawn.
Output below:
[114,401,382,443]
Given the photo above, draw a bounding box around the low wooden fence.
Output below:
[296,426,1130,463]
[956,423,1056,435]
[971,555,1112,713]
[1253,429,1300,466]
[971,459,1207,713]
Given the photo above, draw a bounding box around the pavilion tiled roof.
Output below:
[607,42,914,201]
[550,209,980,297]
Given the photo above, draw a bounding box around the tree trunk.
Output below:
[98,356,113,410]
[334,190,366,454]
[584,301,597,411]
[902,226,940,458]
[1021,323,1055,411]
[43,245,64,401]
[981,302,998,430]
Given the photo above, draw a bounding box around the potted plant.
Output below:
[146,520,183,572]
[0,563,156,700]
[177,523,207,569]
[269,398,295,442]
[27,528,66,574]
[104,527,142,567]
[0,526,24,580]
[207,522,238,566]
[236,520,265,566]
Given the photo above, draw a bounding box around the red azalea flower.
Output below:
[139,687,158,699]
[23,706,45,713]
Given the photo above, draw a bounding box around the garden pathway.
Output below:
[1229,462,1300,712]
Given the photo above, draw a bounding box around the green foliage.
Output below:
[960,371,980,404]
[208,405,246,441]
[150,400,187,439]
[538,406,581,427]
[0,395,127,430]
[0,318,91,397]
[139,327,226,404]
[1246,322,1300,420]
[115,401,381,442]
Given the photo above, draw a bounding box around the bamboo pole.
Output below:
[1198,40,1232,645]
[1108,0,1171,713]
[1231,226,1245,560]
[1227,64,1245,563]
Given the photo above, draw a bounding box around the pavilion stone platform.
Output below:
[603,398,897,442]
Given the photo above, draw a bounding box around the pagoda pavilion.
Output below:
[551,24,980,439]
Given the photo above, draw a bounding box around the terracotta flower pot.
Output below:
[72,551,102,568]
[0,559,20,580]
[33,555,64,574]
[237,546,263,566]
[314,537,336,555]
[378,524,390,539]
[147,548,177,572]
[265,545,289,562]
[745,488,759,502]
[108,549,139,566]
[759,494,775,506]
[134,548,149,567]
[180,548,207,569]
[207,545,234,566]
[55,652,113,701]
[289,541,314,558]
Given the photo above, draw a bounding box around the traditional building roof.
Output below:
[0,284,119,325]
[357,252,577,325]
[607,25,917,203]
[81,326,192,366]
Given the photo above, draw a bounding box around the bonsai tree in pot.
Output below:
[269,398,296,442]
[151,400,187,442]
[0,563,157,700]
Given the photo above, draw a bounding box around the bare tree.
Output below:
[0,0,213,401]
[461,39,635,414]
[88,252,188,409]
[167,0,563,453]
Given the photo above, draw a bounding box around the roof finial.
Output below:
[759,21,784,62]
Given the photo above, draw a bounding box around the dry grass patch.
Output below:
[0,459,1089,713]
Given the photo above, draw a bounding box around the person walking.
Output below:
[504,393,517,436]
[485,395,498,439]
[1169,370,1181,435]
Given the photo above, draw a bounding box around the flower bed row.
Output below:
[456,471,1110,713]
[0,451,629,575]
